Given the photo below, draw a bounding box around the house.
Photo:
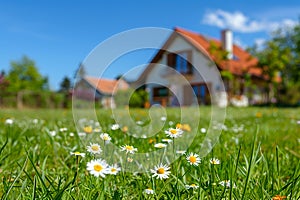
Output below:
[134,27,265,107]
[73,76,129,108]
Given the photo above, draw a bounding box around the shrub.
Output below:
[115,89,149,108]
[277,83,300,106]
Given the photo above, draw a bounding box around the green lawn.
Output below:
[0,107,299,199]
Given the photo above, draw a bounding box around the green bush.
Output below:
[115,89,149,108]
[0,91,69,108]
[0,93,17,107]
[51,93,65,108]
[22,92,38,107]
[129,89,149,108]
[277,83,300,106]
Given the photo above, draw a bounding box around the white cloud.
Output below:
[268,19,298,31]
[254,38,266,49]
[202,9,297,33]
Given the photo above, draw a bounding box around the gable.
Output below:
[135,30,210,85]
[135,27,262,86]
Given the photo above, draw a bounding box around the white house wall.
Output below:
[145,34,225,105]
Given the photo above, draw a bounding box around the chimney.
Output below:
[221,29,233,59]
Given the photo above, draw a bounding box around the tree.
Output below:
[0,71,9,105]
[114,88,149,108]
[208,41,235,95]
[249,20,300,105]
[59,76,72,93]
[0,70,9,90]
[74,62,86,79]
[6,56,48,92]
[58,76,72,108]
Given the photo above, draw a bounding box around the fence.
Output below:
[0,91,71,109]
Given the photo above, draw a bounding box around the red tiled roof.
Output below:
[84,76,129,95]
[174,27,262,77]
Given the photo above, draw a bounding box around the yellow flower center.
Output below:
[103,136,109,140]
[74,152,81,155]
[149,139,155,144]
[189,156,197,163]
[94,164,103,172]
[211,159,219,164]
[84,126,93,133]
[91,145,99,151]
[157,167,165,174]
[111,168,117,172]
[170,129,177,134]
[122,126,128,132]
[126,146,134,151]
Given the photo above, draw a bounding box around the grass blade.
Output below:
[26,150,53,199]
[241,126,258,199]
[3,157,28,200]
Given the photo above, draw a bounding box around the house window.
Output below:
[192,83,210,104]
[152,86,169,106]
[153,87,168,97]
[167,51,192,74]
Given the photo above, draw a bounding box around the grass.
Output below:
[0,107,299,199]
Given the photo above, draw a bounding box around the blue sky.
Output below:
[1,1,299,90]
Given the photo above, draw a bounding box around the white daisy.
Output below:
[100,133,111,143]
[87,143,102,154]
[111,124,120,130]
[78,132,86,137]
[60,127,68,132]
[120,145,137,154]
[5,119,13,125]
[70,152,85,157]
[186,153,201,166]
[200,128,207,133]
[150,164,171,180]
[210,158,220,165]
[154,143,167,149]
[86,159,109,178]
[32,119,38,124]
[160,116,167,121]
[144,188,155,194]
[49,130,56,137]
[162,138,172,143]
[165,128,183,138]
[185,183,199,189]
[108,164,121,175]
[94,127,102,133]
[219,180,236,188]
[136,121,143,125]
[176,150,186,155]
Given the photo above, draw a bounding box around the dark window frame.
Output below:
[167,50,193,75]
[191,83,211,104]
[153,86,169,97]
